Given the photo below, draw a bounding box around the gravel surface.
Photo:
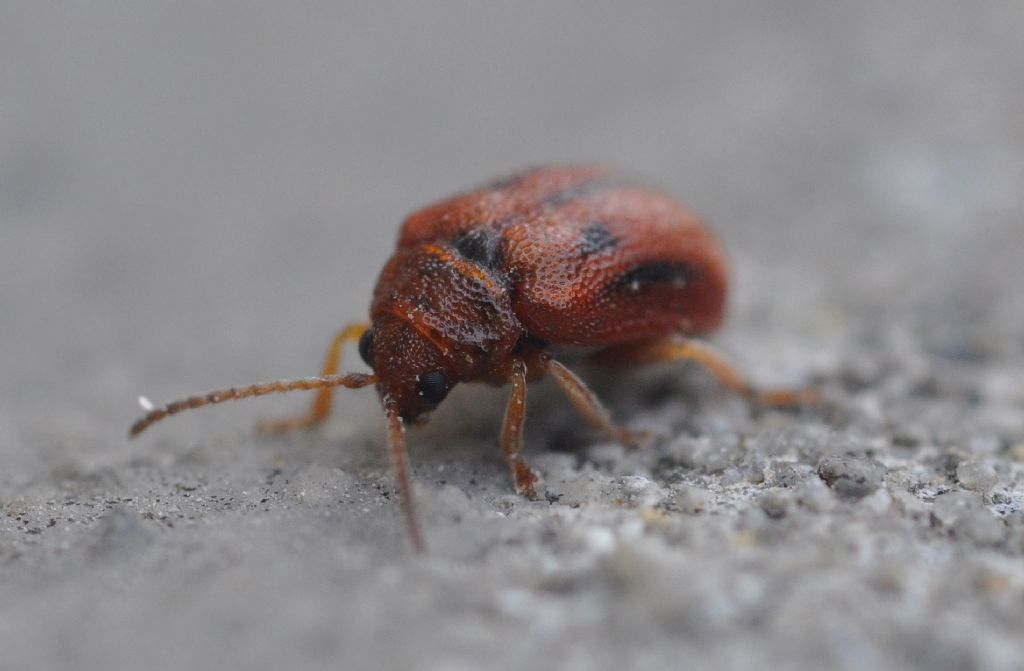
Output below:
[3,4,1023,670]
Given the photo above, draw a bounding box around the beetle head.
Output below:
[361,244,523,422]
[359,313,461,423]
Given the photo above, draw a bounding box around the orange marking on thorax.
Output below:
[387,299,453,356]
[421,243,497,292]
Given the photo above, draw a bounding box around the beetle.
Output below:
[129,165,816,551]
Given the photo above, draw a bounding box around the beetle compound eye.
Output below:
[415,370,450,404]
[358,329,375,367]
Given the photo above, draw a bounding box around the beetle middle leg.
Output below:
[541,355,648,449]
[590,336,819,406]
[499,358,539,498]
[256,322,370,433]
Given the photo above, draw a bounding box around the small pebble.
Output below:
[758,489,792,519]
[956,460,998,492]
[768,461,805,488]
[619,475,658,507]
[889,488,930,516]
[671,485,711,514]
[932,491,983,526]
[793,479,835,513]
[817,455,887,500]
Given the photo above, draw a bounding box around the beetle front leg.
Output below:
[591,336,819,407]
[256,322,370,433]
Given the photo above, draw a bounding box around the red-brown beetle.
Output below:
[130,165,816,551]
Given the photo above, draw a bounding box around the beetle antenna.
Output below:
[129,373,377,437]
[386,408,425,553]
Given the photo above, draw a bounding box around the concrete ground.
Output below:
[2,3,1023,670]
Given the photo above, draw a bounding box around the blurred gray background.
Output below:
[2,3,1023,671]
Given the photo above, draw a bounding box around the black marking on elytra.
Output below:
[577,223,617,256]
[481,167,544,192]
[540,178,623,208]
[486,176,641,230]
[453,228,503,270]
[608,260,701,292]
[482,174,523,192]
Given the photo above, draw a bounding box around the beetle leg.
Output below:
[256,322,370,433]
[499,358,539,498]
[590,337,819,406]
[542,355,647,449]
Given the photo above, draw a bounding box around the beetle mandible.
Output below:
[130,165,817,551]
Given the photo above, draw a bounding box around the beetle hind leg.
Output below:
[541,355,649,449]
[256,322,370,433]
[590,336,819,407]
